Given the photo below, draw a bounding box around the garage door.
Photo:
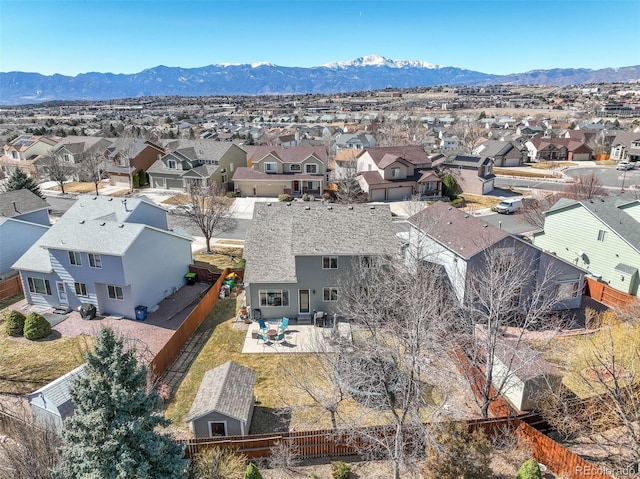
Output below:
[371,189,386,202]
[256,183,284,197]
[387,186,413,201]
[166,178,184,190]
[111,175,130,188]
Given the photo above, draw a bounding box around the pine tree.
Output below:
[56,327,188,479]
[5,168,44,198]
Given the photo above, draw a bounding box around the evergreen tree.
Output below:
[5,168,44,198]
[56,327,188,479]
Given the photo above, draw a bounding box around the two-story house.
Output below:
[333,133,377,151]
[37,136,113,181]
[525,138,593,162]
[533,197,640,297]
[1,135,58,177]
[232,146,328,197]
[441,155,495,195]
[472,140,527,167]
[12,196,192,318]
[0,190,51,281]
[243,202,399,320]
[609,131,640,163]
[147,140,247,192]
[405,201,584,310]
[104,139,165,189]
[356,146,442,201]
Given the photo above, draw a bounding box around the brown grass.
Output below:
[529,161,577,170]
[460,194,501,209]
[193,248,244,273]
[161,194,190,205]
[493,167,556,178]
[107,189,131,197]
[51,182,103,193]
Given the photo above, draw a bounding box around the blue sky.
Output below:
[2,0,639,76]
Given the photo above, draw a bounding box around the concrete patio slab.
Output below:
[241,321,352,354]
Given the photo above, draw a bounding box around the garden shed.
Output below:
[28,363,87,432]
[185,361,257,438]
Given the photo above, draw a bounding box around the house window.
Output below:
[259,290,290,307]
[208,422,226,437]
[230,163,234,172]
[305,163,318,174]
[88,253,102,269]
[167,159,177,169]
[597,230,607,242]
[69,251,82,266]
[265,162,277,173]
[322,256,338,269]
[290,164,301,172]
[11,151,18,159]
[391,167,400,178]
[361,256,373,268]
[556,281,580,300]
[107,285,124,300]
[27,277,52,295]
[323,287,338,302]
[221,172,228,183]
[74,282,88,297]
[63,154,73,162]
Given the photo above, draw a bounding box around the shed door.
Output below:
[209,421,227,437]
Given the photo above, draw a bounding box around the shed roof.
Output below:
[185,361,257,423]
[28,364,87,419]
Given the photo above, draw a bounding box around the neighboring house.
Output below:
[12,195,192,318]
[472,140,527,167]
[0,190,51,280]
[334,133,376,150]
[440,135,462,151]
[1,135,58,177]
[609,131,640,163]
[232,146,328,197]
[441,155,495,195]
[37,136,112,181]
[243,203,399,320]
[104,139,165,189]
[525,138,593,162]
[533,197,640,297]
[405,201,584,309]
[357,146,442,201]
[28,364,87,432]
[185,361,256,438]
[147,140,247,192]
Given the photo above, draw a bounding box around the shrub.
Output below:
[302,193,315,202]
[234,258,246,269]
[451,197,465,207]
[278,194,294,202]
[5,310,26,336]
[331,460,351,479]
[424,422,492,479]
[516,458,543,479]
[244,463,262,479]
[192,447,247,479]
[23,312,51,340]
[226,191,236,198]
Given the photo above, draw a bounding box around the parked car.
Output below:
[496,197,522,214]
[616,161,634,171]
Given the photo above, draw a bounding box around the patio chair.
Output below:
[273,329,286,346]
[277,317,289,333]
[258,318,269,333]
[256,329,271,345]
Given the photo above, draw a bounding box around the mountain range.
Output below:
[1,54,639,105]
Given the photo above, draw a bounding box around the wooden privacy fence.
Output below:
[0,275,22,300]
[585,277,634,307]
[188,264,222,284]
[149,267,230,378]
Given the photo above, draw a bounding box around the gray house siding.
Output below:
[0,220,48,279]
[122,229,192,314]
[13,209,50,226]
[19,271,59,309]
[210,145,247,191]
[125,202,169,230]
[191,408,253,437]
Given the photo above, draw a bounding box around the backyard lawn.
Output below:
[193,248,244,273]
[49,181,103,193]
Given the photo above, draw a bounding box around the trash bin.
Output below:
[80,303,96,320]
[223,277,235,289]
[135,305,148,321]
[185,272,196,286]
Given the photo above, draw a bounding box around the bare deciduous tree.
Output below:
[184,182,235,253]
[333,158,366,204]
[520,192,564,231]
[77,149,106,195]
[451,117,487,154]
[41,150,75,194]
[452,246,565,419]
[565,173,608,200]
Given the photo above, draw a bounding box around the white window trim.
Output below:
[208,420,227,437]
[107,285,124,300]
[597,230,607,242]
[323,287,338,302]
[391,167,401,178]
[305,163,318,174]
[88,253,102,269]
[69,251,82,266]
[74,282,88,297]
[258,289,290,307]
[167,159,177,169]
[290,164,301,172]
[264,162,277,173]
[322,256,338,269]
[556,280,581,300]
[27,277,51,295]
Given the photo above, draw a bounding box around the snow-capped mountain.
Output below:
[1,55,638,105]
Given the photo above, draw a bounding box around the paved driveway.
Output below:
[231,197,278,219]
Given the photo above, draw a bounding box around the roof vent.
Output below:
[267,202,271,206]
[447,221,452,224]
[79,220,85,224]
[348,206,353,210]
[100,222,106,226]
[92,196,97,200]
[327,206,333,210]
[118,224,124,228]
[448,206,452,210]
[370,206,375,209]
[108,198,113,201]
[305,206,311,210]
[465,214,469,218]
[483,224,488,228]
[286,202,291,206]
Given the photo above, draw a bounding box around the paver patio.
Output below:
[241,320,352,354]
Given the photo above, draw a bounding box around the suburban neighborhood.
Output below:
[1,83,640,478]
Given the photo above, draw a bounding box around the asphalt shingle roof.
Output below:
[185,361,256,423]
[29,364,87,419]
[0,189,49,218]
[244,203,399,283]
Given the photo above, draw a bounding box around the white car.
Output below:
[616,162,634,171]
